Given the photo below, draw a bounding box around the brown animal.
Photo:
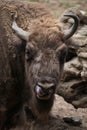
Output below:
[12,9,79,122]
[0,0,79,129]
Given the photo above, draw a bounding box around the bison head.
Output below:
[12,14,79,119]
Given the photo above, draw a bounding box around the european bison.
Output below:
[12,11,79,121]
[0,0,79,129]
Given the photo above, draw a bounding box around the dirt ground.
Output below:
[52,95,87,129]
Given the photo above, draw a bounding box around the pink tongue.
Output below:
[35,85,44,96]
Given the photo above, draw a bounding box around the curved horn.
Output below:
[63,14,79,41]
[12,20,30,41]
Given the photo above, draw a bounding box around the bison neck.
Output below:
[30,95,55,121]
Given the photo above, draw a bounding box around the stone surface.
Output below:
[57,7,87,108]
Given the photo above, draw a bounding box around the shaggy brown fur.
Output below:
[0,0,78,129]
[23,11,66,121]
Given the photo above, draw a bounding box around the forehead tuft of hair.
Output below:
[29,18,64,49]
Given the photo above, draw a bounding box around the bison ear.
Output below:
[12,20,30,41]
[56,44,68,64]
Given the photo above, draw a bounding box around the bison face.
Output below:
[25,42,67,100]
[12,14,79,101]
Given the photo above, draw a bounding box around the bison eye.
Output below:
[25,45,35,61]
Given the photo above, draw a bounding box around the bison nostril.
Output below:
[48,87,55,94]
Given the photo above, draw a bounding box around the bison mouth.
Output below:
[34,85,55,100]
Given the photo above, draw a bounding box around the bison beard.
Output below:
[29,92,55,121]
